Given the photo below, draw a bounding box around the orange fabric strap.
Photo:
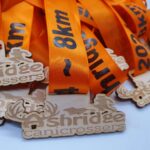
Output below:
[147,10,150,42]
[2,1,34,55]
[113,2,147,38]
[29,7,49,66]
[0,0,2,39]
[107,0,150,75]
[1,0,24,11]
[25,0,44,9]
[77,3,97,28]
[82,25,127,95]
[79,0,129,56]
[0,0,150,96]
[79,0,150,75]
[44,0,89,94]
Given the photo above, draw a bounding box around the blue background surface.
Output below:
[1,1,150,150]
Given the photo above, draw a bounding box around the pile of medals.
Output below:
[0,0,150,139]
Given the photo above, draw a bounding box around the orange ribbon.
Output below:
[0,0,150,96]
[2,1,34,55]
[80,0,150,75]
[82,25,127,95]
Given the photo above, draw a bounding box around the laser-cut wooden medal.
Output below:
[5,86,125,139]
[0,40,45,86]
[117,71,150,107]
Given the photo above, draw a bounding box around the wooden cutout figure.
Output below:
[106,48,129,71]
[8,48,33,64]
[93,94,116,112]
[0,40,45,86]
[0,41,32,65]
[5,91,125,139]
[23,89,46,113]
[116,71,150,107]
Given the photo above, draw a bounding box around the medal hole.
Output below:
[139,96,143,99]
[90,112,95,115]
[31,125,37,130]
[6,65,10,67]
